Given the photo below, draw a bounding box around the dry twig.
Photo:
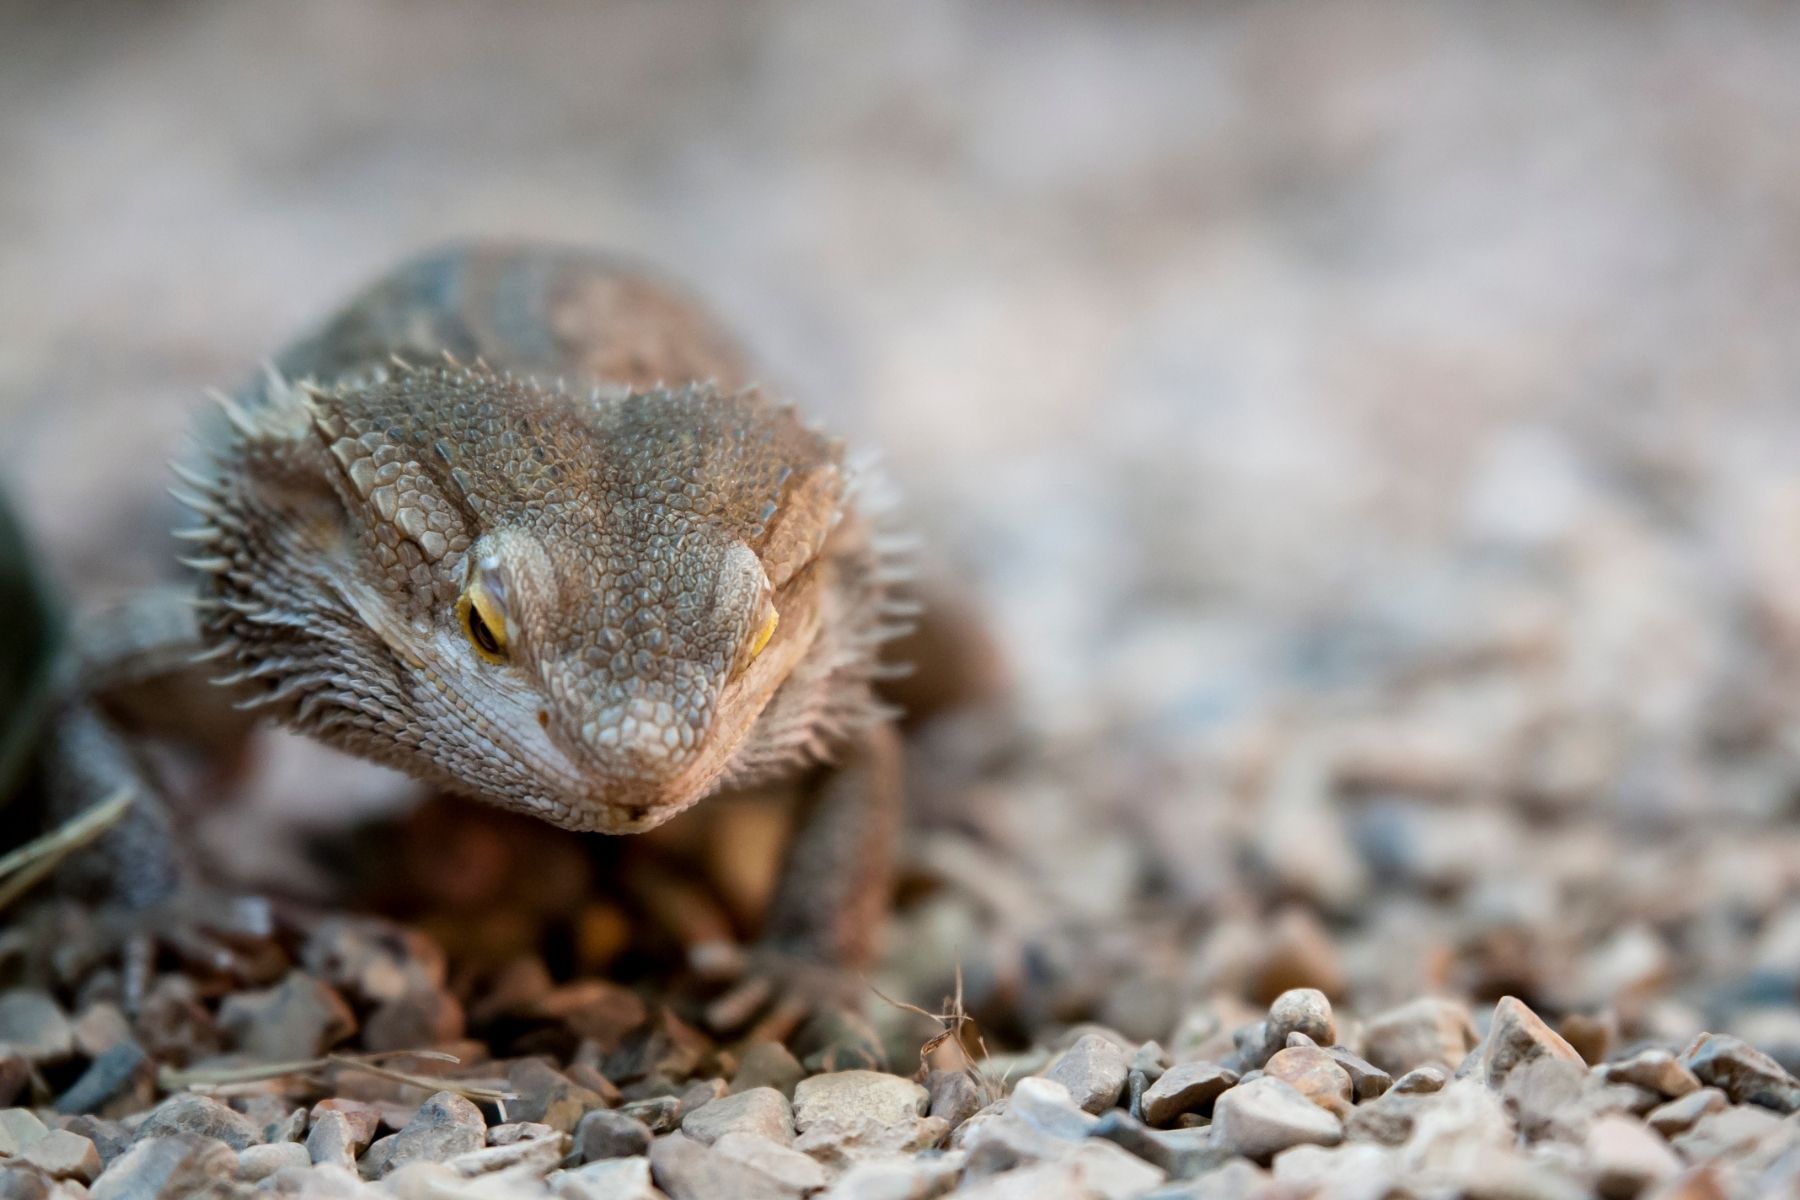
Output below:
[869,962,1007,1105]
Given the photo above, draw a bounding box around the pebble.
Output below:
[1262,1046,1354,1117]
[1390,1065,1449,1094]
[1262,989,1336,1061]
[1597,1049,1701,1100]
[926,1069,984,1131]
[1559,1011,1615,1066]
[310,1098,381,1146]
[1463,996,1587,1089]
[507,1058,606,1133]
[440,1128,569,1177]
[1680,1033,1800,1113]
[680,1085,794,1146]
[1321,1046,1392,1102]
[1393,1080,1512,1175]
[259,1105,306,1144]
[679,1077,727,1116]
[0,1057,25,1108]
[306,1110,368,1169]
[89,1134,237,1200]
[266,1161,364,1195]
[235,1140,311,1182]
[732,1041,805,1098]
[1088,1110,1218,1178]
[1342,1087,1437,1146]
[1361,997,1480,1076]
[1645,1088,1727,1138]
[490,1120,557,1145]
[216,970,358,1061]
[0,1108,49,1155]
[362,986,466,1052]
[1140,1061,1238,1127]
[70,1003,131,1059]
[554,1154,660,1200]
[54,1040,150,1116]
[1669,1104,1790,1166]
[1271,1141,1399,1194]
[1150,1157,1270,1199]
[1248,908,1347,1003]
[132,976,223,1064]
[712,1130,828,1192]
[1209,1076,1344,1163]
[0,1164,48,1200]
[62,1114,130,1165]
[620,1095,682,1134]
[135,1093,262,1150]
[1585,1114,1681,1198]
[0,991,73,1063]
[301,916,446,1005]
[955,1079,1096,1173]
[958,1140,1164,1200]
[1040,1033,1130,1115]
[792,1070,945,1166]
[539,980,650,1048]
[649,1131,791,1200]
[571,1108,653,1162]
[17,1129,101,1183]
[1008,1076,1100,1141]
[361,1090,486,1177]
[1057,1138,1167,1197]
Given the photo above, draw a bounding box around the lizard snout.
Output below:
[553,687,714,794]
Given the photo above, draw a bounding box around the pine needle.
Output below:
[160,1049,514,1106]
[0,785,134,912]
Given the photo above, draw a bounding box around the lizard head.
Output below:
[181,362,879,832]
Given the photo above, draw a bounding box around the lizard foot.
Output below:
[702,948,887,1072]
[92,888,286,1014]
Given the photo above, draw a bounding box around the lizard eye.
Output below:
[457,574,509,664]
[734,596,779,679]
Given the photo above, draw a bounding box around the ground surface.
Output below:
[2,2,1799,1196]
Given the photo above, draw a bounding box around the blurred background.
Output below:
[4,0,1800,1061]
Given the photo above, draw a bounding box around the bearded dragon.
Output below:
[42,244,942,1016]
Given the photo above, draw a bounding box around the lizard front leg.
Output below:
[32,590,274,1004]
[763,720,903,967]
[708,721,903,1067]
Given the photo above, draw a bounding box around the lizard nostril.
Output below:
[536,709,550,729]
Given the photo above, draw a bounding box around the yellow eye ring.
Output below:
[746,604,779,663]
[457,580,509,664]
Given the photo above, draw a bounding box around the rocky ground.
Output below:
[5,1,1800,1197]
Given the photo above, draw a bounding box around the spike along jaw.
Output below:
[176,366,852,833]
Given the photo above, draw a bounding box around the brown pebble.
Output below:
[1263,1046,1354,1118]
[731,1041,804,1099]
[19,1129,101,1182]
[506,1059,605,1134]
[362,987,466,1052]
[1140,1061,1238,1127]
[216,971,357,1061]
[926,1070,983,1131]
[1559,1011,1616,1066]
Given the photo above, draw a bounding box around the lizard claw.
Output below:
[703,948,886,1072]
[96,889,286,1014]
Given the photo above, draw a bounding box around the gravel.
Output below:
[6,3,1800,1198]
[1040,1034,1131,1116]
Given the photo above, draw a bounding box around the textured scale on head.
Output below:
[172,360,906,832]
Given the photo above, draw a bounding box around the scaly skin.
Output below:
[185,361,898,834]
[57,244,917,995]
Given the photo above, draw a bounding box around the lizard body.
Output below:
[54,244,919,982]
